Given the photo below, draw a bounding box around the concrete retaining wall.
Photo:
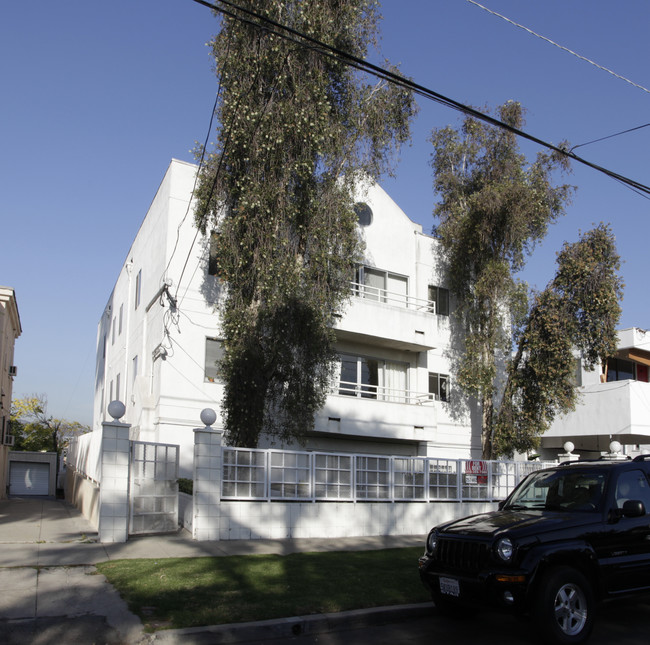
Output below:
[65,468,100,530]
[180,494,495,540]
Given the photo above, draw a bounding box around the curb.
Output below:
[148,602,433,644]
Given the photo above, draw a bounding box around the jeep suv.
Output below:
[418,456,650,644]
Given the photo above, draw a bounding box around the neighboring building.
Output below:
[541,327,650,460]
[0,286,22,499]
[94,160,480,477]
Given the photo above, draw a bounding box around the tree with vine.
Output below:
[194,0,416,446]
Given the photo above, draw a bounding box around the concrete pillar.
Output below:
[192,408,222,541]
[98,401,131,543]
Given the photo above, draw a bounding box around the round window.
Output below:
[354,202,373,227]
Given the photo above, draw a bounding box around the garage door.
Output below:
[9,462,51,496]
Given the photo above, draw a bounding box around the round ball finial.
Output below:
[108,400,126,420]
[609,440,622,454]
[200,408,217,427]
[563,441,575,454]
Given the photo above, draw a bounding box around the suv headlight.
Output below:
[426,531,438,554]
[496,537,514,562]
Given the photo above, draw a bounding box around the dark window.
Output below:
[615,470,650,511]
[607,358,635,382]
[208,232,219,276]
[355,266,408,305]
[428,286,449,316]
[429,372,449,402]
[354,202,373,227]
[338,354,408,401]
[135,269,142,310]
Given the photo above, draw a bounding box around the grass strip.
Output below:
[97,547,429,631]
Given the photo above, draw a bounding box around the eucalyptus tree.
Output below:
[430,101,574,459]
[194,0,415,447]
[494,224,623,457]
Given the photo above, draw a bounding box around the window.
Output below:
[354,202,373,227]
[429,372,449,402]
[607,357,635,382]
[337,354,408,402]
[208,231,219,276]
[205,338,225,382]
[116,373,121,402]
[132,355,138,383]
[119,304,123,335]
[355,266,408,306]
[112,317,116,345]
[428,285,449,316]
[615,470,650,511]
[134,269,142,310]
[571,357,582,387]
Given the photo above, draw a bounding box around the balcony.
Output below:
[544,380,650,444]
[334,282,441,352]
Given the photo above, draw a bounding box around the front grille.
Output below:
[437,537,490,573]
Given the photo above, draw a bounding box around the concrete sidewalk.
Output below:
[0,497,428,644]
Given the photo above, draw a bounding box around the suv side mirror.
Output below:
[622,500,646,518]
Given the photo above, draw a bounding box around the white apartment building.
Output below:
[94,159,480,477]
[1,286,22,498]
[541,327,650,460]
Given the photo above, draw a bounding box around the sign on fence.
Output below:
[465,459,488,485]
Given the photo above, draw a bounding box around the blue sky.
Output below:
[2,1,648,426]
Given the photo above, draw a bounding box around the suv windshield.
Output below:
[505,469,607,512]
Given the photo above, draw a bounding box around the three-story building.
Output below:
[94,159,479,476]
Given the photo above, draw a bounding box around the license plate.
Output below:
[439,576,460,597]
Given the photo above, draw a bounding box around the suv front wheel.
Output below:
[534,566,594,644]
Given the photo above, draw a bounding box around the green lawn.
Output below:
[96,547,429,631]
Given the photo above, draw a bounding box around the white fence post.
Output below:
[192,408,222,541]
[98,401,131,543]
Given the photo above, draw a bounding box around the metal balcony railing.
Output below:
[334,380,435,404]
[350,281,435,312]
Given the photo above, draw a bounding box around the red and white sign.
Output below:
[465,460,488,475]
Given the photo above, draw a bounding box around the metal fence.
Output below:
[221,447,555,503]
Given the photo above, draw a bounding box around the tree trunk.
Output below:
[481,397,493,460]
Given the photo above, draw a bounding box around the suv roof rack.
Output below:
[559,456,632,466]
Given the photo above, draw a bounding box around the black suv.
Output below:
[418,456,650,644]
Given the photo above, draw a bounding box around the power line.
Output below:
[190,0,650,199]
[467,0,650,96]
[571,123,650,152]
[164,90,220,293]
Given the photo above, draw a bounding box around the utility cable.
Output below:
[164,27,235,295]
[467,0,650,96]
[162,88,219,288]
[190,0,650,199]
[570,123,650,152]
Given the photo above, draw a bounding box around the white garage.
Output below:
[8,452,56,497]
